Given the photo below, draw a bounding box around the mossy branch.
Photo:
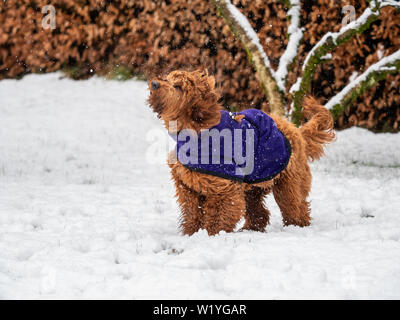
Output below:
[326,49,400,120]
[290,2,381,125]
[212,0,285,117]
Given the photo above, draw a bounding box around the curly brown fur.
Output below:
[300,96,336,161]
[148,70,335,236]
[148,69,223,133]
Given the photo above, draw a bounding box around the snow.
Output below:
[321,53,332,60]
[349,71,359,82]
[381,0,400,9]
[289,76,301,94]
[276,1,303,91]
[326,49,400,109]
[1,73,400,299]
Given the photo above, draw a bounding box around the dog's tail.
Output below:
[300,97,335,161]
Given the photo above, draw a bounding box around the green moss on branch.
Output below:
[212,0,285,116]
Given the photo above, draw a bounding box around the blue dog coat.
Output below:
[172,109,291,183]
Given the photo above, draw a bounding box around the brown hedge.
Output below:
[0,0,399,131]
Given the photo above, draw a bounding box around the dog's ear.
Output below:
[206,75,215,90]
[189,91,220,128]
[194,68,208,77]
[195,69,215,90]
[200,69,215,90]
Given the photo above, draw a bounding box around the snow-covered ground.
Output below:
[0,73,399,299]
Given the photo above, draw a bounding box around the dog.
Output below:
[148,69,335,236]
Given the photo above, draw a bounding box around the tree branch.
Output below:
[381,0,400,9]
[290,1,382,124]
[276,0,303,93]
[212,0,285,116]
[326,49,400,119]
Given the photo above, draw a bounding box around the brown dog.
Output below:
[148,69,335,236]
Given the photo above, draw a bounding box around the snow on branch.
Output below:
[223,0,274,74]
[212,0,285,116]
[380,0,400,9]
[302,7,379,73]
[326,49,400,118]
[276,0,303,92]
[290,1,382,124]
[213,0,399,123]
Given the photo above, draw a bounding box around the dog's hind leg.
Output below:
[175,182,204,235]
[272,168,311,227]
[202,194,245,236]
[242,187,270,232]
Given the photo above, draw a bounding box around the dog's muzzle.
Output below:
[151,81,160,90]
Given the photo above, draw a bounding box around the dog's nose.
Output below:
[151,81,160,90]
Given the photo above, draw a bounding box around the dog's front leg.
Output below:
[202,194,245,236]
[242,186,271,232]
[174,181,205,235]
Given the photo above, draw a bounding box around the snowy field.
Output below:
[0,73,399,299]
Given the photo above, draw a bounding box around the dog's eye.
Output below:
[174,85,183,92]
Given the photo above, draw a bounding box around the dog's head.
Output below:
[148,69,222,133]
